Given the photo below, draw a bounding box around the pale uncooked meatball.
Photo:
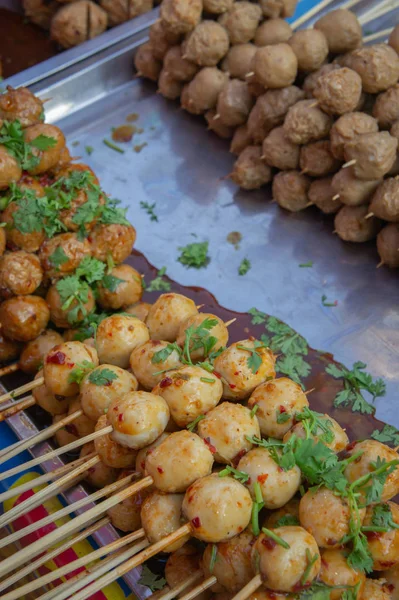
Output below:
[183,473,252,542]
[39,233,92,281]
[134,42,162,81]
[0,295,50,342]
[363,502,399,571]
[24,124,66,175]
[94,414,137,468]
[344,440,399,502]
[313,68,362,115]
[125,301,151,322]
[300,140,340,177]
[238,447,301,509]
[203,0,233,14]
[347,45,399,94]
[303,63,341,99]
[176,313,228,361]
[389,24,399,55]
[253,44,297,89]
[284,100,333,145]
[288,30,328,72]
[158,69,183,100]
[19,330,64,375]
[247,377,309,439]
[97,264,143,310]
[373,85,399,129]
[259,0,296,18]
[0,147,21,191]
[130,340,182,390]
[230,124,253,155]
[331,168,381,207]
[108,475,148,532]
[377,224,399,268]
[218,2,262,45]
[272,170,311,212]
[44,341,98,397]
[46,284,95,329]
[344,132,398,180]
[262,126,299,171]
[80,442,118,489]
[96,315,150,368]
[89,223,136,265]
[160,0,202,35]
[330,112,379,161]
[182,68,228,114]
[254,19,292,47]
[107,391,169,450]
[135,433,169,476]
[184,21,229,67]
[334,205,382,243]
[216,80,253,127]
[145,431,214,492]
[253,527,320,592]
[206,109,234,139]
[197,402,260,463]
[319,549,365,600]
[141,492,190,552]
[149,20,181,61]
[32,370,69,415]
[146,293,198,342]
[283,413,349,452]
[213,339,276,400]
[360,579,392,600]
[230,146,272,190]
[153,365,223,427]
[0,86,44,128]
[314,9,362,55]
[164,46,198,81]
[369,179,399,222]
[0,251,42,299]
[247,86,305,143]
[221,44,257,80]
[309,177,342,215]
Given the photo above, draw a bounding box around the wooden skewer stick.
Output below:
[0,376,43,407]
[0,471,136,550]
[304,387,316,396]
[196,304,205,310]
[224,318,236,327]
[179,576,218,600]
[0,475,153,578]
[0,394,36,422]
[377,260,384,268]
[157,571,204,600]
[213,114,221,121]
[342,159,356,169]
[2,526,146,600]
[0,362,19,377]
[365,212,375,219]
[231,574,262,600]
[332,194,340,201]
[0,423,111,479]
[359,1,396,25]
[363,27,392,43]
[0,517,111,594]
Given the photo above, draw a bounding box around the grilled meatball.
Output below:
[24,124,66,175]
[218,2,262,45]
[125,301,151,322]
[369,178,399,222]
[177,313,228,361]
[158,70,184,100]
[331,167,381,207]
[130,340,182,390]
[44,341,98,397]
[334,205,381,243]
[206,109,234,139]
[149,20,181,61]
[108,475,148,532]
[302,63,341,99]
[346,45,399,94]
[363,502,399,571]
[300,140,340,177]
[54,164,102,233]
[284,100,333,145]
[0,146,22,190]
[360,579,392,600]
[283,413,349,452]
[89,223,136,264]
[80,442,118,489]
[288,30,328,72]
[39,233,92,281]
[216,80,253,127]
[182,68,228,114]
[19,329,63,375]
[253,44,298,89]
[377,224,399,268]
[373,85,399,129]
[0,295,50,342]
[160,0,202,35]
[0,251,43,298]
[134,42,162,81]
[32,369,69,415]
[319,549,365,600]
[308,177,341,214]
[94,414,137,468]
[314,9,362,54]
[330,112,379,161]
[97,264,143,310]
[46,283,95,329]
[2,187,46,253]
[230,146,272,190]
[221,44,257,80]
[272,170,311,212]
[254,19,292,47]
[262,126,299,171]
[0,86,44,128]
[230,124,253,155]
[314,68,362,115]
[164,46,198,82]
[96,315,150,368]
[141,492,189,552]
[344,131,398,180]
[259,0,297,18]
[146,293,198,342]
[135,433,169,476]
[51,1,108,49]
[184,21,229,67]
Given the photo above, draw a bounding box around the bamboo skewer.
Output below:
[0,377,43,407]
[363,27,392,42]
[0,362,19,377]
[231,574,263,600]
[179,576,218,600]
[342,159,357,169]
[359,1,397,24]
[0,394,36,421]
[157,571,204,600]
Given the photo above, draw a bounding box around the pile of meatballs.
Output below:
[135,1,399,268]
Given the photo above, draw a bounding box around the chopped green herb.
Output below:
[85,145,94,155]
[187,414,206,432]
[371,424,399,446]
[183,317,219,363]
[295,408,335,445]
[248,307,267,325]
[0,120,56,171]
[49,246,69,269]
[151,342,181,364]
[274,514,299,528]
[276,410,291,424]
[146,267,171,292]
[140,201,158,222]
[178,241,210,269]
[68,360,96,384]
[72,141,80,147]
[326,361,385,415]
[237,341,267,374]
[218,466,249,483]
[299,261,313,268]
[209,544,218,573]
[301,549,319,585]
[261,527,290,549]
[138,565,166,592]
[250,404,259,418]
[322,294,337,307]
[102,274,126,292]
[103,139,125,153]
[200,377,215,383]
[251,481,264,536]
[371,503,399,531]
[89,368,118,386]
[238,258,251,276]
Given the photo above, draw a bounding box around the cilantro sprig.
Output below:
[0,119,56,171]
[145,267,171,293]
[140,201,158,222]
[88,368,118,386]
[238,258,251,276]
[178,241,210,269]
[218,466,249,483]
[138,565,166,592]
[326,362,386,415]
[68,360,96,384]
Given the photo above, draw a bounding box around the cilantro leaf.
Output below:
[178,241,210,269]
[237,341,267,374]
[299,261,313,268]
[322,294,337,307]
[140,201,158,222]
[152,343,181,364]
[238,258,251,276]
[102,274,126,292]
[276,410,290,424]
[138,565,166,592]
[75,256,106,284]
[326,362,384,415]
[274,514,299,527]
[49,246,69,269]
[146,267,171,292]
[218,465,250,483]
[99,197,130,226]
[68,360,95,384]
[88,368,118,386]
[371,424,399,446]
[85,146,94,155]
[276,354,311,387]
[30,134,57,151]
[248,307,267,325]
[371,503,399,531]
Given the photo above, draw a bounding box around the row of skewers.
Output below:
[135,0,399,268]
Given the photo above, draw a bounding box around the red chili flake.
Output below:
[345,441,357,452]
[187,495,194,504]
[141,461,145,470]
[213,371,222,379]
[365,531,380,541]
[279,405,287,413]
[157,466,164,474]
[262,537,276,550]
[379,561,395,569]
[232,449,247,467]
[229,383,236,389]
[247,477,252,485]
[387,584,395,592]
[234,371,240,376]
[118,413,124,422]
[160,377,173,388]
[113,406,119,412]
[46,351,66,365]
[66,424,78,436]
[321,558,328,568]
[88,467,96,474]
[203,438,217,454]
[66,362,75,368]
[191,517,201,528]
[326,538,338,546]
[277,466,284,473]
[257,474,268,484]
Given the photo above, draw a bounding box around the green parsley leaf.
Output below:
[178,241,210,269]
[274,514,299,528]
[138,565,166,592]
[85,146,94,155]
[248,307,267,325]
[68,360,95,384]
[295,407,335,445]
[371,424,399,446]
[326,361,385,415]
[0,120,55,171]
[151,342,181,365]
[99,197,130,226]
[140,201,158,222]
[238,258,251,276]
[187,414,206,432]
[49,246,69,269]
[102,274,126,292]
[88,368,118,386]
[237,341,267,374]
[276,410,291,424]
[146,267,171,292]
[276,354,311,387]
[218,466,249,483]
[75,256,106,284]
[322,294,337,307]
[265,317,309,356]
[299,261,313,268]
[30,135,57,151]
[261,527,290,549]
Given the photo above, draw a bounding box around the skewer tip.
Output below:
[342,159,356,169]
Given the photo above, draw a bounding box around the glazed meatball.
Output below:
[0,251,42,299]
[183,473,252,542]
[230,124,253,155]
[96,264,143,310]
[134,42,162,82]
[347,45,399,94]
[39,233,92,280]
[253,527,320,592]
[0,331,21,364]
[96,315,150,368]
[303,63,341,99]
[130,340,182,390]
[24,124,66,175]
[262,127,299,171]
[335,205,381,243]
[313,68,362,115]
[89,223,136,265]
[108,475,148,533]
[44,341,98,397]
[216,80,253,127]
[0,295,50,342]
[319,549,365,600]
[218,3,262,45]
[360,579,392,600]
[145,431,214,493]
[308,177,341,215]
[373,85,399,129]
[2,197,46,254]
[264,497,300,529]
[344,132,398,181]
[284,100,333,145]
[283,412,349,452]
[184,21,229,67]
[272,170,311,212]
[331,167,381,207]
[259,0,296,18]
[67,397,95,438]
[53,413,79,447]
[230,146,272,190]
[247,377,309,439]
[314,9,362,54]
[141,491,190,552]
[389,24,399,55]
[146,293,198,342]
[46,284,95,329]
[160,0,202,36]
[206,109,234,139]
[80,442,118,489]
[197,402,260,464]
[80,364,138,422]
[94,414,137,468]
[377,224,399,268]
[149,20,181,61]
[330,112,379,161]
[135,432,169,476]
[0,87,44,128]
[221,44,257,80]
[19,330,63,375]
[254,19,292,47]
[125,301,151,322]
[177,313,228,361]
[32,369,69,415]
[247,86,305,144]
[54,164,101,232]
[182,68,228,114]
[369,178,399,222]
[164,46,198,82]
[288,30,328,72]
[363,502,399,570]
[0,146,22,190]
[253,44,298,89]
[383,566,399,600]
[300,141,340,177]
[158,70,183,100]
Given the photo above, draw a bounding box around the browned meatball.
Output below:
[124,301,151,322]
[253,44,298,89]
[369,179,399,222]
[182,68,228,114]
[230,146,272,189]
[314,9,362,54]
[0,251,43,299]
[2,186,46,253]
[330,112,379,161]
[331,168,381,207]
[218,2,262,45]
[313,68,362,115]
[0,228,5,257]
[0,295,50,342]
[149,20,181,61]
[24,124,66,175]
[309,177,341,214]
[80,442,118,489]
[203,0,233,14]
[377,224,399,268]
[334,205,381,243]
[254,19,292,47]
[299,141,341,177]
[51,1,107,49]
[344,132,398,180]
[184,21,229,66]
[262,126,299,170]
[19,329,64,374]
[0,146,22,191]
[302,63,341,99]
[89,223,136,264]
[247,86,305,143]
[46,284,95,329]
[39,233,92,280]
[0,86,44,128]
[97,264,143,310]
[32,369,69,415]
[259,0,296,18]
[373,85,399,129]
[0,330,22,364]
[389,24,399,55]
[272,171,311,212]
[134,42,162,81]
[346,45,399,94]
[217,80,254,127]
[230,124,253,155]
[55,164,102,233]
[160,0,202,36]
[22,0,59,30]
[158,70,183,100]
[288,30,328,73]
[107,474,148,532]
[205,109,234,139]
[284,99,333,145]
[164,46,198,82]
[221,44,257,80]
